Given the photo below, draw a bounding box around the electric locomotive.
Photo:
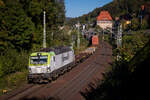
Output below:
[28,46,75,83]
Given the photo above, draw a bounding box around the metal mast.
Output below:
[102,29,104,41]
[77,22,80,49]
[117,24,122,61]
[43,11,46,48]
[117,24,122,48]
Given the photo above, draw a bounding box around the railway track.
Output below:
[26,42,111,100]
[0,48,93,100]
[0,42,112,100]
[52,62,100,100]
[51,42,110,100]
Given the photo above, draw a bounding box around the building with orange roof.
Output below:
[97,11,113,30]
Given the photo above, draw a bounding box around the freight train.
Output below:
[28,46,75,83]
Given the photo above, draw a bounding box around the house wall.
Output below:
[97,21,113,29]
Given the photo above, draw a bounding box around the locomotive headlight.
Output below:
[37,53,41,56]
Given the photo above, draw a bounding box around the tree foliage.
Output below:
[0,49,28,77]
[131,18,140,30]
[0,0,66,52]
[0,0,66,77]
[83,32,150,100]
[0,1,34,51]
[67,0,150,30]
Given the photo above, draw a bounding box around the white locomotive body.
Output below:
[28,46,75,83]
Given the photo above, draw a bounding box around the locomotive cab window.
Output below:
[30,56,48,65]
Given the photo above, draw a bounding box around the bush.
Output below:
[0,49,28,77]
[0,69,28,95]
[131,18,140,31]
[141,18,149,29]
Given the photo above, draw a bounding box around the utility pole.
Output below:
[117,24,122,48]
[117,24,122,61]
[52,32,54,40]
[82,24,85,35]
[102,29,104,41]
[77,22,80,49]
[43,11,46,48]
[111,27,113,40]
[140,16,143,25]
[71,34,75,48]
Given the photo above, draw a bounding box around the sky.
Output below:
[65,0,113,18]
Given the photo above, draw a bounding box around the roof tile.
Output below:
[97,11,112,21]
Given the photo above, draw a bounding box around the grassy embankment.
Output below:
[0,70,28,95]
[82,30,150,100]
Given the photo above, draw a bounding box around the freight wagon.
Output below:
[28,46,75,83]
[82,47,97,54]
[92,35,99,46]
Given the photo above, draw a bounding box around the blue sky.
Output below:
[65,0,113,18]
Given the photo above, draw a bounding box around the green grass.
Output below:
[0,69,28,95]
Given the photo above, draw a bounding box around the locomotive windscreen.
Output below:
[30,56,48,65]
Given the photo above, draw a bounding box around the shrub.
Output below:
[131,18,140,31]
[141,18,149,30]
[0,48,28,77]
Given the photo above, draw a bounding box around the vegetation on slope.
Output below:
[81,30,150,100]
[79,1,150,98]
[0,0,66,52]
[0,0,89,94]
[0,0,73,94]
[0,0,66,74]
[67,0,150,30]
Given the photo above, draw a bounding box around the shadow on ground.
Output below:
[80,41,150,100]
[20,97,61,100]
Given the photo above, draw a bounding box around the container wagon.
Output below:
[92,35,99,46]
